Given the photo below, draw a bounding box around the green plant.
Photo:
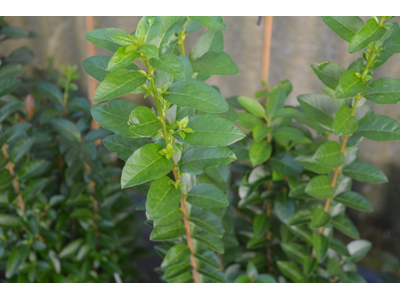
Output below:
[227,16,400,283]
[85,16,245,282]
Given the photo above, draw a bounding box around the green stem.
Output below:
[62,75,71,117]
[178,30,186,56]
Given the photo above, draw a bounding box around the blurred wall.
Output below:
[3,16,400,245]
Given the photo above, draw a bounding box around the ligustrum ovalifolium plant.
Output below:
[84,16,245,283]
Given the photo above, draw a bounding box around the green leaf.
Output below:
[36,81,62,105]
[249,140,272,166]
[188,17,227,31]
[355,114,400,141]
[179,146,236,175]
[149,17,187,55]
[246,261,258,279]
[270,153,302,176]
[103,134,149,161]
[59,239,84,259]
[287,209,313,226]
[195,250,220,269]
[0,101,23,122]
[189,30,223,62]
[346,240,372,263]
[335,69,367,99]
[364,78,400,104]
[0,214,21,229]
[253,214,270,237]
[237,96,265,118]
[153,208,183,228]
[311,61,345,90]
[312,232,329,263]
[129,106,161,137]
[110,33,135,46]
[281,242,308,264]
[4,122,30,143]
[342,161,387,183]
[235,275,252,283]
[150,222,186,241]
[327,258,343,276]
[331,216,360,239]
[237,112,263,131]
[140,44,159,59]
[334,191,373,212]
[164,79,228,113]
[0,64,23,79]
[289,225,313,245]
[252,125,273,142]
[164,261,192,280]
[192,52,239,76]
[17,159,46,182]
[383,34,400,54]
[51,119,81,142]
[305,175,335,199]
[333,105,359,135]
[146,176,182,220]
[94,69,147,103]
[189,207,223,237]
[198,263,227,283]
[150,54,185,80]
[303,256,318,277]
[266,87,286,118]
[121,143,173,188]
[0,78,20,97]
[5,245,30,279]
[192,231,224,253]
[330,238,350,257]
[187,183,228,208]
[272,126,304,146]
[294,155,333,174]
[313,141,344,168]
[107,46,139,71]
[85,28,129,52]
[178,113,245,146]
[10,137,35,163]
[277,261,306,283]
[82,55,140,82]
[322,17,365,42]
[161,244,191,268]
[135,16,162,43]
[348,18,387,54]
[91,99,138,137]
[310,204,331,228]
[297,93,338,130]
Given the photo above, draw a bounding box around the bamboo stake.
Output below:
[261,16,273,105]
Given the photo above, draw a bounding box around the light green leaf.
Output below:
[110,33,135,46]
[249,140,272,166]
[121,143,173,188]
[146,176,181,220]
[107,46,139,71]
[149,17,187,55]
[153,209,183,228]
[266,87,286,118]
[150,222,186,241]
[85,28,129,52]
[322,16,365,42]
[312,232,329,263]
[161,244,191,268]
[383,34,400,54]
[281,242,308,264]
[252,125,273,142]
[287,209,313,226]
[164,79,228,113]
[364,78,400,104]
[342,161,387,183]
[305,175,335,199]
[93,69,148,102]
[334,191,373,212]
[313,141,344,168]
[59,239,84,259]
[346,240,372,263]
[188,17,227,31]
[333,105,359,135]
[189,30,223,62]
[192,52,239,76]
[294,155,333,174]
[179,146,236,175]
[237,96,265,118]
[348,18,387,54]
[189,207,223,237]
[237,112,263,131]
[135,16,161,43]
[330,238,350,257]
[331,216,360,239]
[0,214,21,229]
[129,106,161,137]
[187,183,228,208]
[303,256,318,277]
[276,261,306,283]
[272,126,304,146]
[311,61,345,90]
[310,204,331,228]
[150,54,185,80]
[103,134,149,161]
[335,69,367,99]
[192,231,224,253]
[91,99,138,137]
[354,114,400,141]
[178,113,245,146]
[51,119,81,142]
[5,245,30,279]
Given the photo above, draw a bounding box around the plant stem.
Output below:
[142,56,199,283]
[178,30,186,56]
[62,75,71,118]
[1,144,25,213]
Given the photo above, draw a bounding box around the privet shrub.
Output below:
[85,16,244,283]
[0,18,143,282]
[225,16,400,283]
